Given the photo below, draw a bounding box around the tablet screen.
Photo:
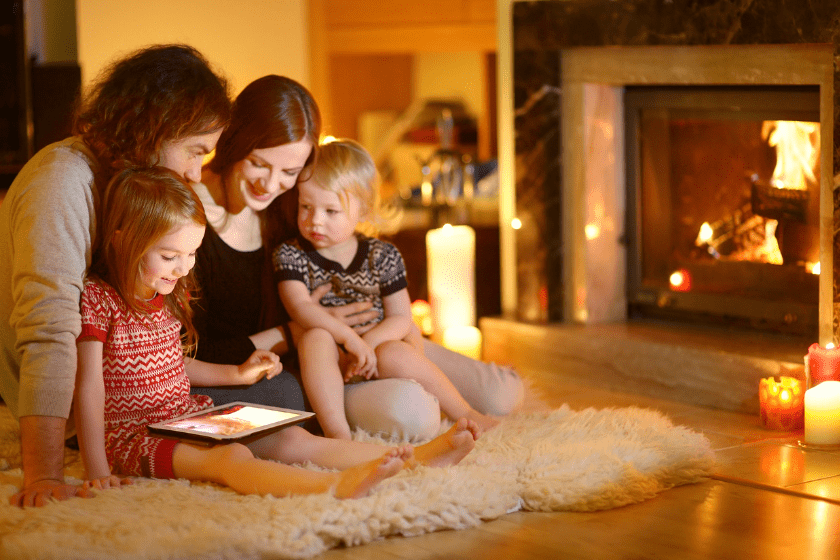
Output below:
[148,402,314,442]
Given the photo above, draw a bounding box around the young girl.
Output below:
[273,139,500,440]
[74,166,479,499]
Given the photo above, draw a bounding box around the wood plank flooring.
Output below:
[318,361,840,560]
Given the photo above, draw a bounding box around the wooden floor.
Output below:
[319,363,840,560]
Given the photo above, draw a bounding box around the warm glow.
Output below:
[808,261,821,275]
[321,135,338,144]
[420,177,433,206]
[669,269,691,292]
[441,325,482,360]
[759,376,804,431]
[584,223,600,240]
[695,222,713,245]
[763,121,819,190]
[511,217,522,230]
[410,299,433,336]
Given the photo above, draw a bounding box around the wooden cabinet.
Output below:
[308,0,497,159]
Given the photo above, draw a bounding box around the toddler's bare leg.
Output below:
[376,340,500,434]
[298,328,353,439]
[412,418,479,468]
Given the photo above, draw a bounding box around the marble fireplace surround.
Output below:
[480,1,840,414]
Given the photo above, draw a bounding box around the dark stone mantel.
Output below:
[511,0,840,339]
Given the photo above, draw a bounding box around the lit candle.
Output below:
[426,224,476,338]
[804,381,840,445]
[442,326,483,360]
[758,376,804,431]
[807,343,840,386]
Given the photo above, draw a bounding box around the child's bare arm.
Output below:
[361,288,414,349]
[184,350,282,387]
[278,279,376,375]
[74,339,115,482]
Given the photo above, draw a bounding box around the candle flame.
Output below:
[695,222,713,246]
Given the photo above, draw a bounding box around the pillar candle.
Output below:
[804,381,840,445]
[442,326,483,360]
[426,224,476,338]
[807,343,840,386]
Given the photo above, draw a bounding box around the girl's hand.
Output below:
[82,475,132,491]
[310,283,379,335]
[237,350,282,384]
[342,336,378,381]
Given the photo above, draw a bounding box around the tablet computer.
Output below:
[148,402,314,444]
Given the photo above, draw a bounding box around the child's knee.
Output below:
[374,339,410,361]
[213,442,254,465]
[299,327,334,350]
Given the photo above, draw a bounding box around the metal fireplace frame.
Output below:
[624,85,821,336]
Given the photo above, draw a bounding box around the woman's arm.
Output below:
[74,339,111,481]
[361,288,413,350]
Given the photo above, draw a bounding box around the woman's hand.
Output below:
[310,283,379,334]
[237,350,282,384]
[82,475,133,492]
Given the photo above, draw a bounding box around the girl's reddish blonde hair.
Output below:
[90,167,207,350]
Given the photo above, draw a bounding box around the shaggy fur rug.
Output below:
[0,404,714,560]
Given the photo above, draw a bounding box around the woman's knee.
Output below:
[344,378,441,442]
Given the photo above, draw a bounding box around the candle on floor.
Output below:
[442,325,483,360]
[806,343,840,387]
[758,376,804,431]
[804,381,840,445]
[426,224,476,339]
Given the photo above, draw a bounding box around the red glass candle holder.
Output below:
[759,376,804,431]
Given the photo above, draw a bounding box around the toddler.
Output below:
[273,139,499,439]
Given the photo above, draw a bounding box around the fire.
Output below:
[762,121,819,190]
[694,120,820,267]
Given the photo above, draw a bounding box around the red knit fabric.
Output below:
[79,279,213,478]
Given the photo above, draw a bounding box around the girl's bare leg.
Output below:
[248,421,476,471]
[376,340,501,434]
[298,328,353,439]
[172,441,406,499]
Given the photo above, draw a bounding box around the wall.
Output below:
[75,0,308,94]
[413,52,485,119]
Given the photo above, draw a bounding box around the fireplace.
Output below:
[508,0,840,347]
[625,85,821,337]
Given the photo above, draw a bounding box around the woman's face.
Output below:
[159,130,223,183]
[226,140,313,212]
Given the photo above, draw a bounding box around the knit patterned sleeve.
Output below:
[78,279,109,343]
[272,240,310,285]
[374,240,409,297]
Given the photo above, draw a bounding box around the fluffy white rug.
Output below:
[0,405,714,560]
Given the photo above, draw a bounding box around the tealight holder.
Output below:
[759,376,804,431]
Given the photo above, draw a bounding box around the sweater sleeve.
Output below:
[1,139,98,419]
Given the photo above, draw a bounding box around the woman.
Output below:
[191,75,524,440]
[0,44,231,507]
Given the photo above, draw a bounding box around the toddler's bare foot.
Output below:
[413,418,478,468]
[468,410,500,435]
[334,446,409,499]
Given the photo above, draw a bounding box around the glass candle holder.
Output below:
[759,376,804,431]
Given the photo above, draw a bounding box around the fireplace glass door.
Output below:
[625,85,820,337]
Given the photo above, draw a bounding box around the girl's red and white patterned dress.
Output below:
[79,279,213,478]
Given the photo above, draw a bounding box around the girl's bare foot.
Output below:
[334,445,412,499]
[413,418,479,468]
